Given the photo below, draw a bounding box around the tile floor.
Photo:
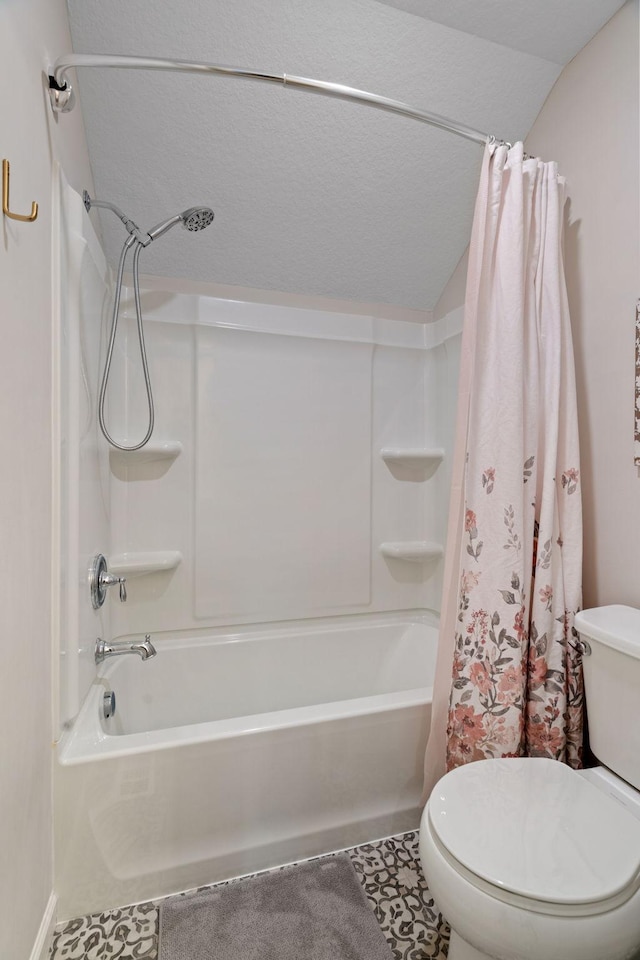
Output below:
[50,831,450,960]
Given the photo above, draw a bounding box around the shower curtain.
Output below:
[423,141,583,796]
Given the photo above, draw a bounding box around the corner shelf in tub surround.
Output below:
[109,441,183,468]
[108,551,183,578]
[381,447,444,478]
[379,540,444,563]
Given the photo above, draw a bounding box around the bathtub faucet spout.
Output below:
[95,635,157,664]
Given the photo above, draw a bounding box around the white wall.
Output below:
[0,2,94,956]
[432,0,639,610]
[525,0,639,607]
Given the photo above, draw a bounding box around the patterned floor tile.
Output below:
[50,832,449,960]
[349,832,449,960]
[50,902,158,959]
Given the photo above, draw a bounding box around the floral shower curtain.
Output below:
[423,141,583,797]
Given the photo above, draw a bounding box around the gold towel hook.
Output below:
[2,160,38,223]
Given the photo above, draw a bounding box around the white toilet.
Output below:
[419,605,640,960]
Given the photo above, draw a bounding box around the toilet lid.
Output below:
[429,758,640,905]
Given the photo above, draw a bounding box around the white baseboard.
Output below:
[29,892,57,960]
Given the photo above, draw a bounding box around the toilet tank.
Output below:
[575,606,640,791]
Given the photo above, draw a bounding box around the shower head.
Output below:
[181,207,215,232]
[146,206,214,242]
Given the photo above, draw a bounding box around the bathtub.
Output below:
[55,611,437,918]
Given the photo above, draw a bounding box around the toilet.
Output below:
[419,605,640,960]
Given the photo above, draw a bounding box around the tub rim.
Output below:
[59,684,432,765]
[58,609,437,766]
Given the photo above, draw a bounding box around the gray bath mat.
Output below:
[159,853,395,960]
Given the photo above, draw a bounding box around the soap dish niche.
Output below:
[108,551,183,578]
[379,541,444,563]
[381,448,444,480]
[109,441,183,480]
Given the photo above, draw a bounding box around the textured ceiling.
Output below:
[373,0,626,65]
[65,0,624,311]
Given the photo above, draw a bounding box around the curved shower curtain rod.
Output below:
[48,54,494,147]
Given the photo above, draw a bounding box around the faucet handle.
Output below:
[101,573,127,602]
[89,554,128,608]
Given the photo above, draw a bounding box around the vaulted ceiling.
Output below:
[66,0,625,311]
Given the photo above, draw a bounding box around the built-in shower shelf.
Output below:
[381,447,444,476]
[379,540,444,563]
[109,441,183,468]
[109,551,183,578]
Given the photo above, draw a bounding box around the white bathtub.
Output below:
[55,611,437,918]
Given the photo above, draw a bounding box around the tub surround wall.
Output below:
[126,273,436,325]
[98,283,460,646]
[194,324,374,619]
[0,2,95,957]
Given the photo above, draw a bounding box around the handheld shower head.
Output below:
[82,191,214,244]
[181,207,215,232]
[146,206,214,242]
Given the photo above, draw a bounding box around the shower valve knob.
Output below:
[100,571,127,603]
[89,554,128,608]
[116,577,127,602]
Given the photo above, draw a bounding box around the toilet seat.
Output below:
[428,758,640,916]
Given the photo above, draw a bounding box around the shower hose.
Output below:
[98,234,155,451]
